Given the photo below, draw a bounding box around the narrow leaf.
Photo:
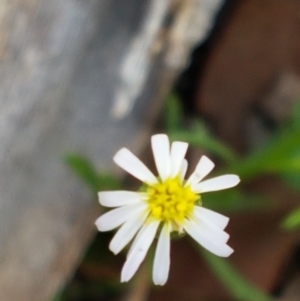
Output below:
[64,153,121,193]
[199,248,271,301]
[164,93,182,132]
[281,207,300,230]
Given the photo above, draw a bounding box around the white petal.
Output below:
[127,217,157,259]
[121,221,160,282]
[179,159,188,182]
[98,191,142,207]
[170,142,188,177]
[186,156,215,186]
[153,223,171,285]
[151,134,170,181]
[194,206,229,230]
[184,219,233,257]
[191,212,229,243]
[109,213,148,254]
[193,175,240,193]
[95,203,147,232]
[113,148,157,184]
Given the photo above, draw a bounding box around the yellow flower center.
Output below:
[145,177,200,225]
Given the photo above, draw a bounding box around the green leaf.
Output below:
[169,121,237,164]
[281,207,300,230]
[199,248,271,301]
[281,172,300,191]
[96,173,122,191]
[64,154,121,193]
[163,93,237,164]
[232,128,300,180]
[232,101,300,180]
[202,189,269,213]
[164,93,182,132]
[289,100,300,129]
[50,290,64,301]
[280,148,300,190]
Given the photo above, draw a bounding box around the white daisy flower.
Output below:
[95,134,240,285]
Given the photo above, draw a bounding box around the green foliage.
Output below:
[170,121,237,164]
[281,207,300,230]
[62,94,300,300]
[164,94,237,164]
[232,126,300,181]
[60,155,124,300]
[64,154,121,193]
[232,101,300,182]
[164,94,300,185]
[200,248,271,301]
[202,189,268,213]
[164,93,300,298]
[51,290,64,301]
[164,93,182,132]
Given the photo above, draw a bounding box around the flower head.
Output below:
[95,134,240,285]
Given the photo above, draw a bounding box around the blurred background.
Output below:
[0,0,300,300]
